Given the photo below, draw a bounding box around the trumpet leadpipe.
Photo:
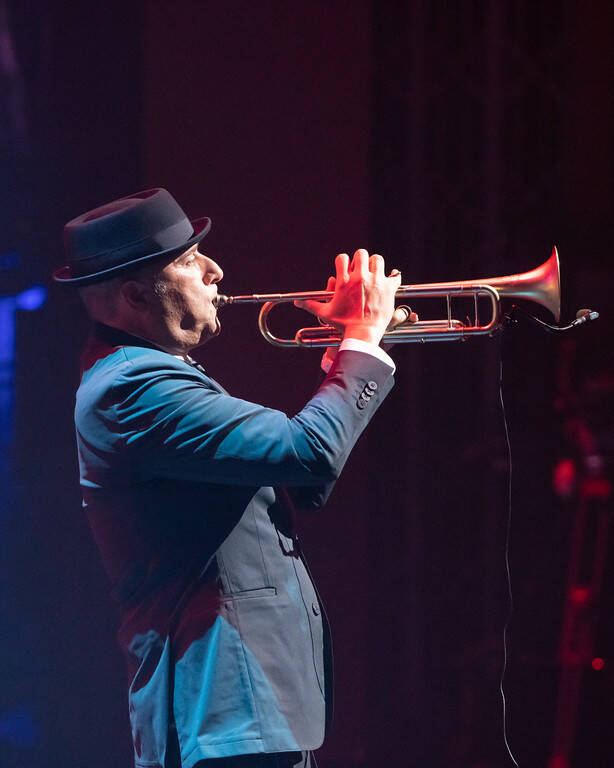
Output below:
[214,290,334,308]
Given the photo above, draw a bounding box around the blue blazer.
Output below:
[75,323,394,768]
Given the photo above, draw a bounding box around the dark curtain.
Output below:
[2,1,612,766]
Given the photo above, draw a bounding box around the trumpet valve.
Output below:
[396,305,419,325]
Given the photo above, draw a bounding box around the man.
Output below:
[54,188,401,768]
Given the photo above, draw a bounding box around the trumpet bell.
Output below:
[479,247,561,322]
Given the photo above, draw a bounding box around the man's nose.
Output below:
[204,259,223,284]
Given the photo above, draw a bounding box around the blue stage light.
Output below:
[0,707,38,746]
[16,285,47,311]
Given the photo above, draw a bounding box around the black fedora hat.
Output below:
[53,188,211,285]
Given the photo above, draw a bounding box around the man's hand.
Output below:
[294,249,402,346]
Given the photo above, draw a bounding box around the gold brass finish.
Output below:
[214,247,561,348]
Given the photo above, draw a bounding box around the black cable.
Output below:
[498,340,520,767]
[494,305,598,766]
[505,306,599,334]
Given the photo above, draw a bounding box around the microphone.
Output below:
[504,306,599,334]
[572,309,599,327]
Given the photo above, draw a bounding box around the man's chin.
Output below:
[194,318,221,348]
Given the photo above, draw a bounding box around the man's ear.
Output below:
[119,279,151,312]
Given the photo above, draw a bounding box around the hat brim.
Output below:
[53,216,212,285]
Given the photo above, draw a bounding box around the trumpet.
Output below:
[214,247,561,348]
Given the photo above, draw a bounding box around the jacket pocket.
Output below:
[222,586,277,601]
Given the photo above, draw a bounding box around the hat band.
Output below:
[69,218,194,277]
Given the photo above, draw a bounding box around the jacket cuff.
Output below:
[320,338,396,374]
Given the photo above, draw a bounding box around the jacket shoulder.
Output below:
[75,345,205,420]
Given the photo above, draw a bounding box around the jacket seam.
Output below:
[215,551,264,738]
[252,501,273,587]
[290,556,325,699]
[218,583,266,746]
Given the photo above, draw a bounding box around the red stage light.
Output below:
[591,657,605,671]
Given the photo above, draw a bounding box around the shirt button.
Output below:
[312,601,320,616]
[367,380,378,391]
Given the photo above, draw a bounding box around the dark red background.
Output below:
[1,1,612,766]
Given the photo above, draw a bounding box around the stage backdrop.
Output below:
[1,1,611,767]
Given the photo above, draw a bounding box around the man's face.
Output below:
[150,244,224,352]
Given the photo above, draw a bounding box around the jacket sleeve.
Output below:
[286,351,396,509]
[98,349,394,489]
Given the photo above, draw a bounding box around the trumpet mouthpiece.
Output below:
[213,294,232,308]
